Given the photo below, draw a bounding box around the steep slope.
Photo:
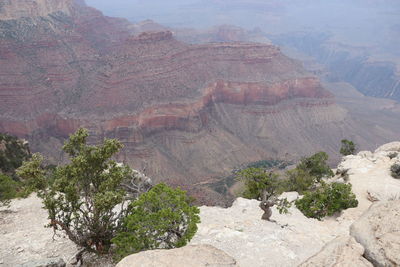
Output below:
[1,0,399,203]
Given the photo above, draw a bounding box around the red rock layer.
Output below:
[0,76,332,137]
[0,1,339,203]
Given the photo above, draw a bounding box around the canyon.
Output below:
[1,0,400,204]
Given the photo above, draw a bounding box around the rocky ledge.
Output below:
[1,142,400,266]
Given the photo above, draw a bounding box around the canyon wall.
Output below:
[2,0,398,204]
[0,0,73,20]
[271,33,400,102]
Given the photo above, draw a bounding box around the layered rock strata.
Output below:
[0,0,343,195]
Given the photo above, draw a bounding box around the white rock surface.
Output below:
[191,142,400,267]
[116,245,237,267]
[350,200,400,267]
[2,142,400,267]
[300,236,372,267]
[374,142,400,153]
[0,195,78,266]
[190,197,348,267]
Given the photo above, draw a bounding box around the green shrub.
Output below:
[340,139,356,156]
[0,133,31,176]
[295,182,358,220]
[16,153,47,192]
[297,152,334,181]
[281,168,316,194]
[112,183,200,261]
[0,173,18,206]
[390,163,400,179]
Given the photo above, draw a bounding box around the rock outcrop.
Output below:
[0,0,73,20]
[189,143,400,265]
[300,236,373,267]
[350,200,400,267]
[116,245,237,267]
[2,142,400,266]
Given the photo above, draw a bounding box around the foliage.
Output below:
[17,128,200,259]
[297,152,334,182]
[390,163,400,179]
[295,182,358,220]
[340,139,356,156]
[275,198,292,214]
[246,159,290,170]
[236,167,292,218]
[16,153,47,192]
[236,167,281,200]
[112,183,200,261]
[281,168,316,194]
[17,128,131,254]
[0,173,18,206]
[0,133,31,176]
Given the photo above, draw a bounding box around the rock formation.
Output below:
[350,201,400,267]
[1,142,400,266]
[300,236,373,267]
[116,245,238,267]
[0,0,73,20]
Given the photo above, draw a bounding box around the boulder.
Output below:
[350,200,400,267]
[375,142,400,153]
[116,245,238,267]
[279,191,299,202]
[299,236,372,267]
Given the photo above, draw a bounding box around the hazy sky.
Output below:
[85,0,400,54]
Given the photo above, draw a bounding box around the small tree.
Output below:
[237,168,290,220]
[112,183,200,260]
[391,163,400,179]
[295,182,358,220]
[340,139,356,156]
[17,128,200,262]
[17,128,132,254]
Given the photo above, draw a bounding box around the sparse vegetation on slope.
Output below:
[0,133,30,177]
[0,133,33,206]
[340,139,356,156]
[295,182,358,220]
[16,128,199,263]
[0,173,18,206]
[238,149,358,220]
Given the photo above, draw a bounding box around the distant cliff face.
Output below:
[0,0,73,20]
[0,0,368,203]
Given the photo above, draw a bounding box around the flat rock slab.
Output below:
[0,195,78,266]
[350,200,400,267]
[300,236,372,267]
[116,244,237,267]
